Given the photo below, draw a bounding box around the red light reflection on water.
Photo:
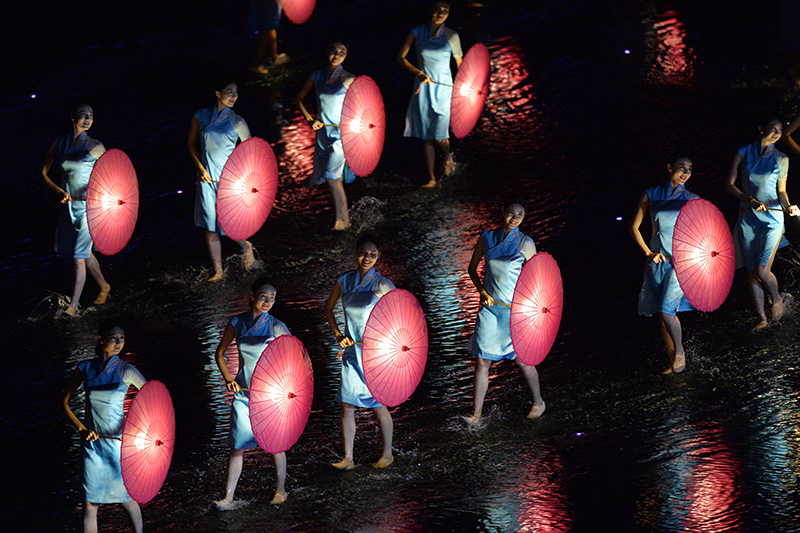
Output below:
[646,11,695,86]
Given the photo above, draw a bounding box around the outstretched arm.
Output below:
[467,236,493,306]
[40,141,71,203]
[397,32,432,84]
[783,115,800,156]
[777,177,800,216]
[724,153,766,211]
[214,323,239,392]
[629,193,665,263]
[325,281,353,348]
[61,369,98,442]
[187,117,211,183]
[295,77,323,130]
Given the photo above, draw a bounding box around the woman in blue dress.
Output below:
[725,119,800,330]
[324,235,395,469]
[295,42,357,231]
[40,104,112,317]
[188,82,256,281]
[397,1,463,188]
[630,157,698,373]
[214,278,291,508]
[465,199,545,426]
[61,320,146,532]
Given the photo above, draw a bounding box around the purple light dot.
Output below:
[616,216,623,221]
[177,190,183,194]
[624,49,631,55]
[574,432,584,437]
[31,94,37,99]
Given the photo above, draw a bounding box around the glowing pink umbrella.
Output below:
[279,0,315,24]
[340,75,386,177]
[86,149,139,255]
[216,137,278,241]
[510,252,563,366]
[672,198,735,312]
[249,335,314,454]
[362,289,428,407]
[120,380,176,504]
[451,43,491,139]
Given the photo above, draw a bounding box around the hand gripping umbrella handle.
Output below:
[336,341,362,359]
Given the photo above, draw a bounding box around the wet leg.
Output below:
[66,258,87,316]
[83,501,98,533]
[332,403,356,469]
[120,500,143,533]
[271,452,287,504]
[327,179,350,230]
[236,239,255,270]
[371,406,394,467]
[516,358,546,417]
[215,448,244,509]
[437,139,454,177]
[747,270,769,329]
[422,141,437,187]
[205,230,224,281]
[465,357,492,425]
[660,312,685,373]
[86,252,110,304]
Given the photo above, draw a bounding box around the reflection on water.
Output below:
[645,9,695,86]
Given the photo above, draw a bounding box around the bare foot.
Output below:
[273,53,289,65]
[772,298,785,321]
[57,304,79,319]
[93,284,111,305]
[422,178,437,188]
[242,242,256,270]
[214,498,235,511]
[461,414,484,428]
[527,400,546,419]
[753,318,769,332]
[331,457,355,470]
[270,491,288,504]
[371,456,394,469]
[208,270,224,282]
[672,353,686,374]
[443,157,455,177]
[332,220,351,231]
[251,64,269,75]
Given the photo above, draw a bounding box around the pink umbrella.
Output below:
[279,0,315,24]
[451,43,491,139]
[510,252,563,366]
[86,149,139,255]
[340,75,386,177]
[249,335,314,454]
[120,380,176,504]
[672,198,735,312]
[362,289,428,407]
[216,137,278,241]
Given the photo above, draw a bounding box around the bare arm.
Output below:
[214,323,239,392]
[777,178,800,215]
[468,236,494,306]
[187,117,211,183]
[324,281,354,348]
[397,32,432,84]
[40,141,71,203]
[724,153,767,211]
[61,369,98,442]
[295,77,323,130]
[784,115,800,156]
[628,193,666,263]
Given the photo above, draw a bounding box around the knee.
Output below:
[84,501,98,516]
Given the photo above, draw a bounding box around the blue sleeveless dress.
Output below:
[53,132,103,259]
[470,227,537,361]
[733,142,789,270]
[403,23,463,140]
[310,66,355,185]
[193,106,251,234]
[638,181,699,316]
[336,268,396,407]
[77,354,145,503]
[228,311,290,449]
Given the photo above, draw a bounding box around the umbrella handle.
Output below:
[414,80,454,95]
[322,123,340,128]
[493,301,511,307]
[99,436,122,441]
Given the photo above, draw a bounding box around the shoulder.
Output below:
[376,273,396,292]
[273,318,291,336]
[443,26,460,40]
[230,111,247,126]
[193,107,210,121]
[337,269,355,286]
[230,312,247,327]
[685,189,700,200]
[342,71,357,89]
[737,143,754,159]
[86,139,105,158]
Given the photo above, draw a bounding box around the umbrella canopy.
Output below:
[672,198,735,312]
[510,252,563,366]
[120,380,175,504]
[279,0,315,24]
[340,75,386,177]
[450,43,491,139]
[362,289,428,407]
[216,137,278,241]
[249,335,314,454]
[86,149,139,255]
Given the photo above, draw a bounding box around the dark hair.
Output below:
[503,197,527,212]
[356,234,381,251]
[759,117,782,133]
[95,319,123,356]
[214,80,239,94]
[251,278,276,295]
[431,0,451,8]
[671,155,691,167]
[71,104,93,117]
[328,41,349,52]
